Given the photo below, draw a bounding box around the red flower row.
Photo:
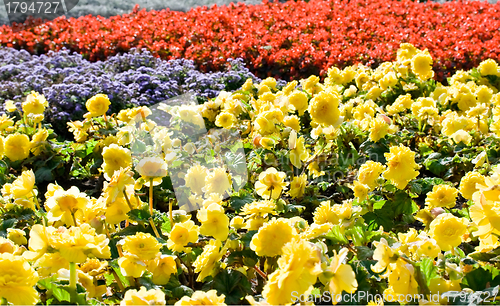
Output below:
[1,0,500,82]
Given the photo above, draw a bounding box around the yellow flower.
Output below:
[0,136,3,158]
[289,173,307,199]
[9,169,35,199]
[379,71,398,91]
[4,100,17,113]
[167,220,199,253]
[102,144,132,180]
[103,167,135,203]
[470,191,500,241]
[308,90,342,127]
[328,248,358,304]
[7,228,27,246]
[185,164,208,195]
[358,161,385,190]
[45,186,91,226]
[255,167,288,199]
[240,200,276,218]
[288,90,309,116]
[478,59,499,76]
[415,238,440,259]
[290,136,308,168]
[369,116,389,142]
[215,111,237,129]
[411,50,434,80]
[429,213,468,252]
[204,167,232,196]
[283,115,300,131]
[84,94,111,119]
[230,216,246,229]
[371,238,398,274]
[22,91,48,115]
[175,290,226,306]
[250,218,296,257]
[451,129,472,145]
[193,239,224,281]
[118,254,147,278]
[198,204,229,241]
[147,255,177,285]
[385,258,419,298]
[425,185,458,209]
[383,145,419,189]
[121,286,166,306]
[4,133,31,161]
[105,197,134,225]
[135,157,168,186]
[459,172,485,201]
[259,136,276,150]
[122,232,162,260]
[397,43,418,63]
[263,238,322,305]
[50,224,111,263]
[0,253,39,305]
[301,75,322,95]
[32,253,69,277]
[352,181,369,201]
[313,201,340,225]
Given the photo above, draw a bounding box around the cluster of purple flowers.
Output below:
[0,47,260,134]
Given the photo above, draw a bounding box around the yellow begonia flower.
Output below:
[250,218,296,257]
[215,111,237,129]
[84,94,111,119]
[193,239,224,282]
[135,156,168,186]
[204,167,232,196]
[255,167,288,200]
[121,286,166,306]
[167,220,199,253]
[147,255,177,285]
[198,203,229,241]
[289,173,307,199]
[263,238,322,305]
[383,144,419,189]
[328,248,358,304]
[290,136,308,168]
[9,169,35,199]
[175,289,226,306]
[185,164,208,195]
[308,90,343,127]
[425,184,458,209]
[429,213,468,252]
[358,161,385,190]
[4,133,31,161]
[459,172,485,201]
[102,144,133,180]
[0,253,39,305]
[22,91,48,115]
[122,232,162,260]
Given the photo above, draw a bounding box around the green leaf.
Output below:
[325,225,349,244]
[127,209,152,222]
[211,269,252,305]
[419,257,439,286]
[229,192,255,213]
[463,267,491,291]
[355,246,374,260]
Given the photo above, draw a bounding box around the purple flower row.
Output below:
[0,47,260,134]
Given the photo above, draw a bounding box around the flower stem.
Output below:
[111,268,125,291]
[123,190,134,211]
[149,178,154,215]
[169,199,174,227]
[69,262,77,304]
[149,217,161,239]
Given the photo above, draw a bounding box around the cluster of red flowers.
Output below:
[1,0,499,81]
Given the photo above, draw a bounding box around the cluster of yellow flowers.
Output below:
[2,43,500,305]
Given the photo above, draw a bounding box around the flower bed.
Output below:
[0,47,259,137]
[1,44,500,305]
[0,0,499,82]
